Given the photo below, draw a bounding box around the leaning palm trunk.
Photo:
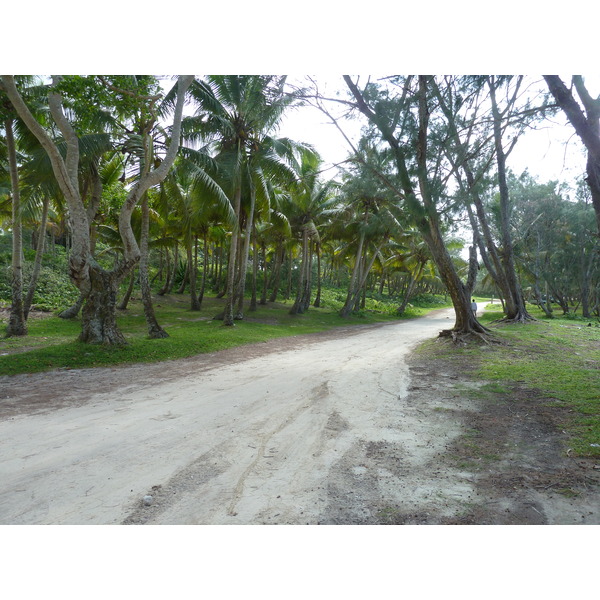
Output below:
[118,269,136,310]
[24,195,50,319]
[5,117,27,336]
[140,194,168,338]
[397,267,422,315]
[341,238,384,317]
[354,241,384,312]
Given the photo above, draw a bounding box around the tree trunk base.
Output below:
[496,313,536,325]
[79,270,127,345]
[6,311,27,337]
[148,327,169,339]
[438,328,500,345]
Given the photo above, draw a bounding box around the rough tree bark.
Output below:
[1,75,193,343]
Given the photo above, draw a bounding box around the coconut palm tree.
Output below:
[283,154,340,315]
[184,75,312,324]
[386,232,435,314]
[158,152,233,312]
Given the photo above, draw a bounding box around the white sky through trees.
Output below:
[277,75,594,193]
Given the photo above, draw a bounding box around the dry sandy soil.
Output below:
[1,308,598,525]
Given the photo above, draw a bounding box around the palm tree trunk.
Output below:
[157,245,172,295]
[5,117,27,337]
[250,222,259,311]
[300,239,313,312]
[235,184,257,319]
[166,244,179,294]
[290,228,309,314]
[177,260,189,294]
[260,242,269,305]
[340,235,365,317]
[140,194,168,338]
[198,231,209,306]
[268,244,284,303]
[24,195,50,319]
[313,242,322,308]
[188,235,201,311]
[223,186,242,325]
[118,268,136,310]
[78,266,127,344]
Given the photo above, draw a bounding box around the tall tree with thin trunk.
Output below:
[3,115,27,336]
[23,193,49,318]
[487,76,533,323]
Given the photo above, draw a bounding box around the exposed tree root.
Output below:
[438,328,502,346]
[492,313,537,325]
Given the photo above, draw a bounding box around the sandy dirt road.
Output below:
[1,308,473,525]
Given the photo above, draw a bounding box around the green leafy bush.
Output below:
[0,259,79,312]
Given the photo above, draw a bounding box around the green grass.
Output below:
[453,302,600,457]
[0,292,451,376]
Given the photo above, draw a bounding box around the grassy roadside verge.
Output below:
[419,302,600,458]
[0,293,451,376]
